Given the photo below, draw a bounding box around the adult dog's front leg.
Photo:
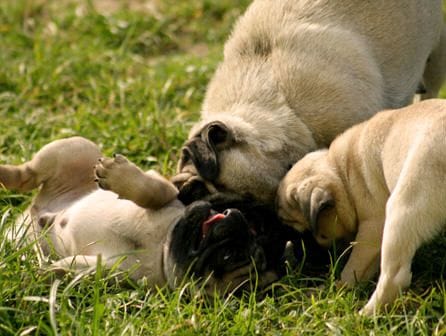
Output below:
[94,154,178,209]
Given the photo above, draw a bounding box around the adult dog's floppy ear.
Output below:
[203,121,233,150]
[179,122,233,181]
[298,186,334,233]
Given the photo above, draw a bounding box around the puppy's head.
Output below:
[164,193,308,296]
[173,115,297,204]
[276,150,356,248]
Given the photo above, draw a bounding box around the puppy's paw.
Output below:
[171,171,194,190]
[359,301,376,316]
[94,154,140,197]
[95,154,177,208]
[335,279,350,290]
[276,184,301,228]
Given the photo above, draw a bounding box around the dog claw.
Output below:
[113,154,127,163]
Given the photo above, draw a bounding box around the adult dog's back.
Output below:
[177,0,445,204]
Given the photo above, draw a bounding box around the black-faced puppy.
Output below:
[0,137,288,294]
[276,99,446,314]
[176,181,333,292]
[168,193,290,294]
[174,0,446,204]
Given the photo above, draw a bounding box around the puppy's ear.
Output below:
[299,186,334,233]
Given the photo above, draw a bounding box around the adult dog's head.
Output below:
[173,114,315,205]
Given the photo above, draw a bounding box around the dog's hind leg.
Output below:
[0,137,102,208]
[360,201,442,315]
[421,26,446,100]
[361,149,446,315]
[0,162,39,192]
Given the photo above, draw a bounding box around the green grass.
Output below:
[0,0,445,334]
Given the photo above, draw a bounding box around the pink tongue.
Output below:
[202,213,226,238]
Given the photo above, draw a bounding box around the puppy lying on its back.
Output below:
[277,99,446,314]
[0,137,291,294]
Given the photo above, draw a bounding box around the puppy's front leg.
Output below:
[49,255,133,277]
[95,155,178,209]
[340,218,382,286]
[50,255,103,275]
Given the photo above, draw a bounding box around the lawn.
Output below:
[0,0,445,334]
